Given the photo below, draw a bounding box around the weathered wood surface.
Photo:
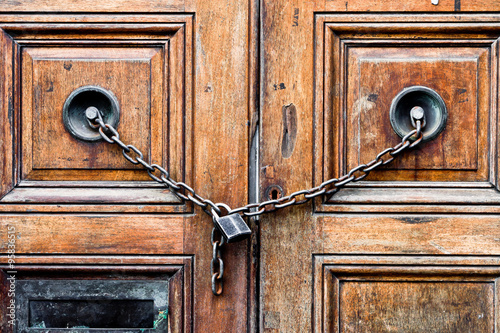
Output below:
[261,6,500,333]
[0,0,186,12]
[5,0,499,13]
[0,3,253,332]
[260,1,318,330]
[314,256,500,332]
[320,215,500,254]
[0,30,14,201]
[340,282,492,332]
[0,215,185,254]
[4,0,500,331]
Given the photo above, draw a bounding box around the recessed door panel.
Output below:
[314,16,499,212]
[0,20,192,209]
[313,256,500,333]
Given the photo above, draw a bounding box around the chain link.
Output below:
[91,115,223,218]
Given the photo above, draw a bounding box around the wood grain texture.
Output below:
[0,7,252,332]
[313,256,500,333]
[262,10,500,333]
[182,1,251,331]
[260,0,320,331]
[0,269,8,332]
[0,0,185,12]
[328,187,500,205]
[321,20,494,184]
[247,0,261,331]
[325,0,457,11]
[0,187,180,204]
[28,47,158,170]
[0,18,193,212]
[320,215,500,255]
[315,14,500,210]
[340,281,493,332]
[1,0,499,13]
[347,47,482,172]
[324,0,500,12]
[0,215,184,254]
[0,30,15,200]
[16,29,179,183]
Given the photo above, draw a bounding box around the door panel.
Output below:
[0,3,254,331]
[314,256,499,333]
[315,15,496,202]
[261,3,500,332]
[2,256,192,332]
[8,20,191,209]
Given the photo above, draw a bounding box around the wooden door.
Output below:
[0,1,257,332]
[260,2,500,332]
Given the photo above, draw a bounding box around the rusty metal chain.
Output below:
[210,227,224,296]
[233,120,423,217]
[86,106,424,296]
[85,107,224,217]
[86,106,423,220]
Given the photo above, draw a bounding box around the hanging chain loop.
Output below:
[87,109,223,217]
[210,227,224,296]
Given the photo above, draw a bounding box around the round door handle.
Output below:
[390,86,447,142]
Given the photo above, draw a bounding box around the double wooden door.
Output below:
[1,0,500,332]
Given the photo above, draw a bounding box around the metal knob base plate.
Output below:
[63,86,120,142]
[390,86,447,143]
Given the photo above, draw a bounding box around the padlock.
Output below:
[213,212,251,243]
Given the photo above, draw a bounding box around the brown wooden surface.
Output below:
[339,281,493,332]
[0,0,186,12]
[16,23,187,183]
[0,30,14,200]
[321,21,493,183]
[261,7,500,333]
[4,1,500,332]
[314,256,500,332]
[0,4,253,333]
[2,0,500,13]
[347,47,482,172]
[27,47,160,170]
[1,256,193,332]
